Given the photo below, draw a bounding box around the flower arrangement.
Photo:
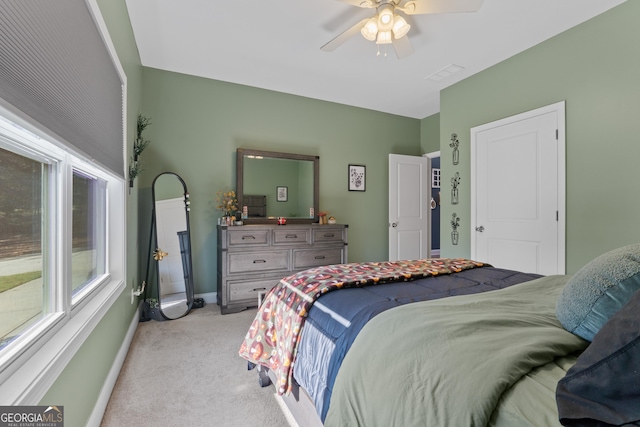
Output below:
[450,171,461,205]
[450,213,460,231]
[449,133,459,150]
[216,190,238,217]
[449,133,460,165]
[450,172,461,189]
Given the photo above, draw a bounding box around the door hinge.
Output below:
[556,211,559,221]
[556,129,559,140]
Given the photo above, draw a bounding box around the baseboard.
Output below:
[86,301,141,427]
[431,249,441,258]
[196,292,217,305]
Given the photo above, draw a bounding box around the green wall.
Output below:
[38,1,143,426]
[138,69,421,296]
[420,113,440,154]
[437,1,639,273]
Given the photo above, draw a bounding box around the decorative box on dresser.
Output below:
[217,224,348,314]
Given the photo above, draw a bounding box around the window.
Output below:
[432,168,441,188]
[0,110,125,403]
[0,146,48,352]
[71,170,106,298]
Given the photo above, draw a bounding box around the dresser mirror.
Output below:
[236,148,319,224]
[150,172,194,319]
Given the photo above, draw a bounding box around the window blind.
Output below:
[0,0,124,176]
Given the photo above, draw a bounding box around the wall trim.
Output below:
[197,292,217,305]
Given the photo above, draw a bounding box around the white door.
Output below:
[471,102,565,275]
[155,198,188,296]
[389,154,430,261]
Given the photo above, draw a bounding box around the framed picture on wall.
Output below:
[348,164,366,192]
[277,186,288,202]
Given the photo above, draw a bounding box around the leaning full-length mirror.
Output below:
[151,172,194,319]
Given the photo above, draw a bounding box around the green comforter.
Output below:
[324,275,588,427]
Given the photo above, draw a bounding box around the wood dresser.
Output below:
[216,224,348,314]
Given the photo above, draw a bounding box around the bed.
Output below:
[239,246,640,426]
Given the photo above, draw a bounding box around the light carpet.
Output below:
[100,304,297,427]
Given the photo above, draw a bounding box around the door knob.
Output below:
[391,222,398,228]
[475,226,485,232]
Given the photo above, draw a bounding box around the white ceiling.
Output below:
[125,0,626,119]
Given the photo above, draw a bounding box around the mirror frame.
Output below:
[236,148,319,224]
[151,172,194,320]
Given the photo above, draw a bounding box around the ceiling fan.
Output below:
[321,0,485,58]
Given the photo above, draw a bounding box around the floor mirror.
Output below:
[148,172,194,320]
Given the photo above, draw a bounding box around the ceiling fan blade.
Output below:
[402,0,484,15]
[336,0,376,8]
[321,18,369,52]
[392,35,414,59]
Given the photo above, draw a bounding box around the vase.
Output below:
[451,187,459,205]
[451,230,459,245]
[452,147,459,165]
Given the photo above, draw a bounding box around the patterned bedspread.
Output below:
[238,258,488,395]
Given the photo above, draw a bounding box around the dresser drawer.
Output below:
[228,250,289,274]
[273,229,310,244]
[293,248,344,269]
[228,278,280,303]
[313,228,345,243]
[228,229,269,246]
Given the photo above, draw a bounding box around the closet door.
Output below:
[471,102,565,275]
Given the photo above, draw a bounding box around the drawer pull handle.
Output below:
[252,287,267,292]
[315,255,326,260]
[253,259,266,263]
[242,235,256,240]
[286,234,298,239]
[324,233,335,238]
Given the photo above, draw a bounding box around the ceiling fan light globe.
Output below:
[376,30,392,45]
[392,15,410,39]
[361,18,378,41]
[377,5,394,31]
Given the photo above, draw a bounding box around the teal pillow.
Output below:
[556,244,640,341]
